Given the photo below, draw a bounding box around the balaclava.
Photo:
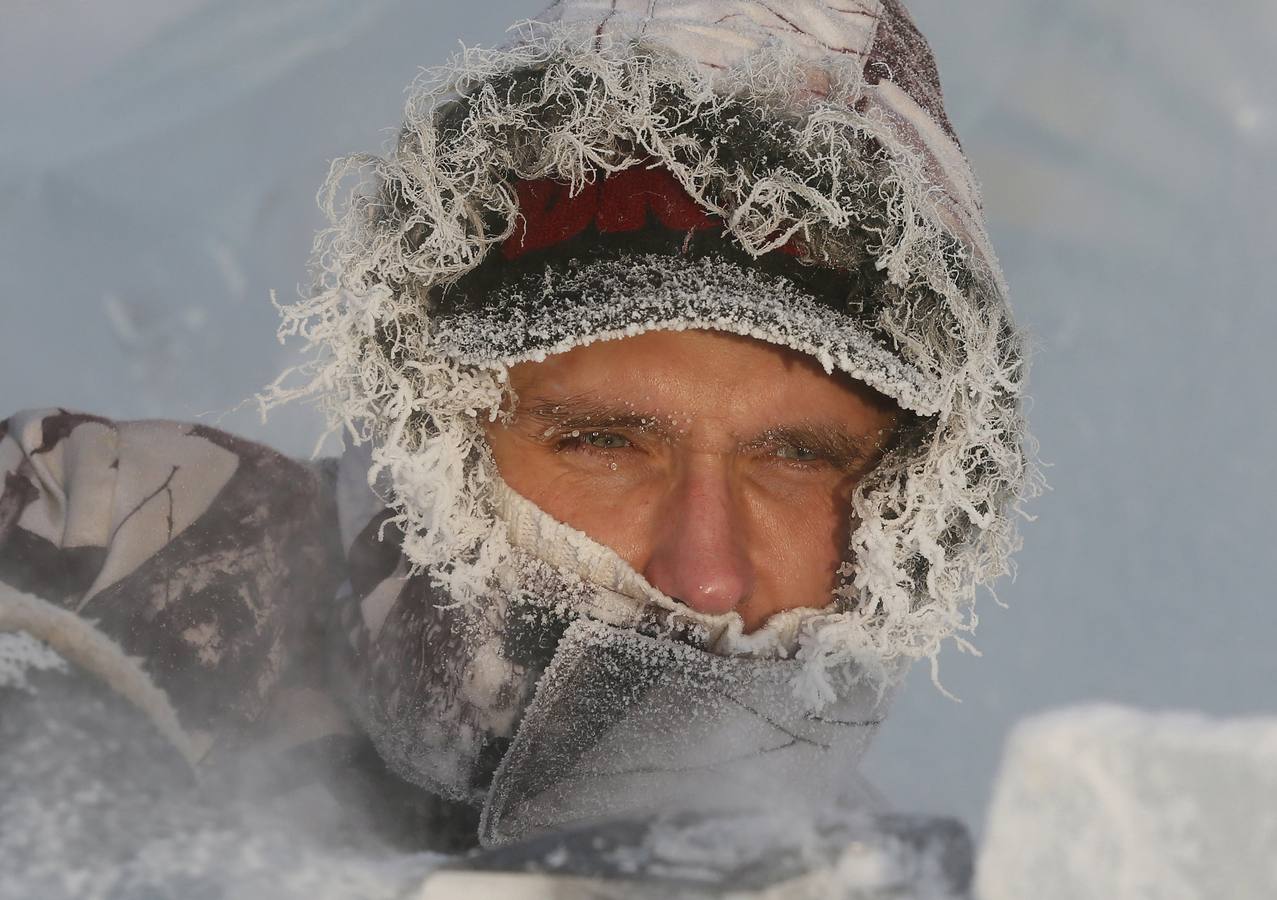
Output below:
[274,0,1033,845]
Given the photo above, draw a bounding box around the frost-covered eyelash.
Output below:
[750,442,851,471]
[767,442,830,464]
[748,430,871,471]
[552,432,855,471]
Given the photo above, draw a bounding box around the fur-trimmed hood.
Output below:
[269,0,1037,834]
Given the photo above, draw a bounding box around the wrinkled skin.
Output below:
[485,330,900,631]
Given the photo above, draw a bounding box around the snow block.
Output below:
[977,704,1277,900]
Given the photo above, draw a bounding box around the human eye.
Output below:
[581,430,631,450]
[773,443,821,464]
[751,429,865,473]
[555,429,633,453]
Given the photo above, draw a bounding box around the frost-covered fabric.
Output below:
[272,0,1033,729]
[482,619,889,845]
[437,252,941,416]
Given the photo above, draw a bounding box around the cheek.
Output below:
[486,435,660,568]
[536,475,658,566]
[745,477,855,600]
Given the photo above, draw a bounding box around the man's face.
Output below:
[484,330,899,631]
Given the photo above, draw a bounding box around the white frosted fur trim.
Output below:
[267,25,1038,702]
[0,584,208,771]
[493,477,821,657]
[868,79,994,275]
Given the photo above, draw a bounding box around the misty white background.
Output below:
[3,0,1274,835]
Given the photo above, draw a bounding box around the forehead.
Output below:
[506,329,899,426]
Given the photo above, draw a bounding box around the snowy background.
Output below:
[3,0,1275,839]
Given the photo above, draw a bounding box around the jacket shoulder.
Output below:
[0,408,346,762]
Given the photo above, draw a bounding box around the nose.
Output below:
[642,460,755,617]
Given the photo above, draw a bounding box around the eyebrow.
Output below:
[521,395,884,469]
[522,396,671,436]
